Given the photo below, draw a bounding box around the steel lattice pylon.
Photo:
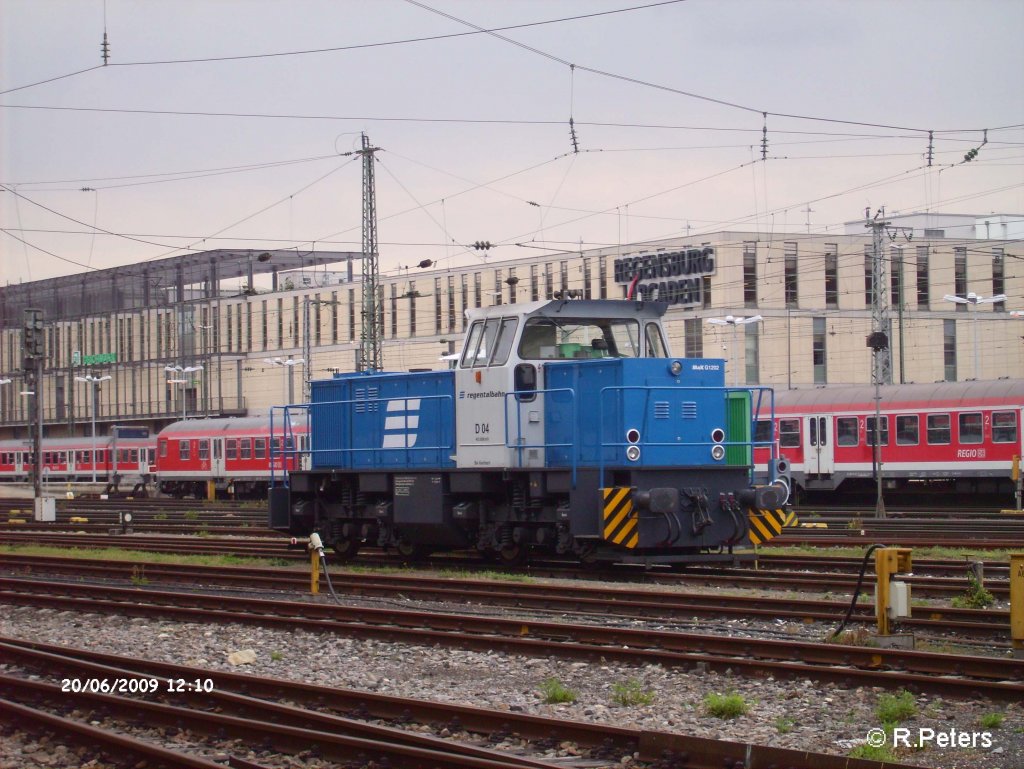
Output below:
[358,133,383,372]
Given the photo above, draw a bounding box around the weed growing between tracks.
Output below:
[0,544,292,569]
[610,678,655,706]
[539,677,578,704]
[876,690,919,724]
[848,741,898,762]
[774,715,795,734]
[844,691,922,763]
[980,712,1006,730]
[438,568,535,583]
[951,573,996,609]
[703,692,749,719]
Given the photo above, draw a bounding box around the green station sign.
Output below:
[74,352,117,365]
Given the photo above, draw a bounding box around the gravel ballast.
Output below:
[1,599,1022,768]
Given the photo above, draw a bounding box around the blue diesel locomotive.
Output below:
[269,298,790,565]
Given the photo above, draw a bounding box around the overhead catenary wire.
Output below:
[405,0,1018,136]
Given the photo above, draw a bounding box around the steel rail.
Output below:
[0,636,925,769]
[0,553,1010,634]
[0,533,1015,602]
[0,578,1020,701]
[773,534,1024,548]
[757,554,1011,577]
[0,675,544,769]
[0,696,255,769]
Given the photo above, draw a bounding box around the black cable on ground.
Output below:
[828,543,887,642]
[318,552,346,604]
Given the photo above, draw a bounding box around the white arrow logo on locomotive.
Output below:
[381,398,421,448]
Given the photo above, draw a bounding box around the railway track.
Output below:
[758,553,1011,579]
[780,508,1024,548]
[1,497,270,538]
[0,497,265,514]
[0,573,1019,701]
[0,531,1015,605]
[0,553,1011,637]
[0,637,920,769]
[5,524,1015,577]
[0,552,1007,643]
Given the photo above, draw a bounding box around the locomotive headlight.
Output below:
[710,427,726,444]
[625,428,641,444]
[626,445,641,462]
[668,360,683,376]
[710,445,726,461]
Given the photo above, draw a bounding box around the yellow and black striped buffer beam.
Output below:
[747,508,799,546]
[601,487,639,549]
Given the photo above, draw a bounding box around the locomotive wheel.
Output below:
[494,543,528,566]
[332,538,361,563]
[395,540,430,564]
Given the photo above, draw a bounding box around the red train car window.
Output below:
[779,419,800,449]
[254,439,267,459]
[226,439,237,460]
[198,440,210,460]
[866,416,889,447]
[179,441,190,460]
[240,439,252,460]
[927,414,950,444]
[959,412,983,444]
[836,417,858,446]
[896,415,919,446]
[159,439,168,458]
[992,411,1018,443]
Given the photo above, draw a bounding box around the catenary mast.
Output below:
[358,133,383,372]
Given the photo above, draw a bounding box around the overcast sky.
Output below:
[2,0,1022,287]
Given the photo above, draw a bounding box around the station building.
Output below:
[1,218,1022,442]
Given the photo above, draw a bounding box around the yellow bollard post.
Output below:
[310,548,320,595]
[207,480,216,501]
[875,547,912,639]
[1011,553,1024,658]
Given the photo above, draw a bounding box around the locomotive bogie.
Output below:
[280,462,762,565]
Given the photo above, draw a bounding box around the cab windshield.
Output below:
[517,317,664,360]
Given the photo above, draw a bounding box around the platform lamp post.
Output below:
[943,293,1006,380]
[262,357,304,404]
[164,365,203,419]
[706,315,763,386]
[74,374,111,483]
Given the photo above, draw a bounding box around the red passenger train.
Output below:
[155,416,308,499]
[0,431,156,490]
[754,379,1024,502]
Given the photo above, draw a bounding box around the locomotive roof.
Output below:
[465,298,668,323]
[774,379,1024,409]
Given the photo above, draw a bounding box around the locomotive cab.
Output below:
[454,299,671,470]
